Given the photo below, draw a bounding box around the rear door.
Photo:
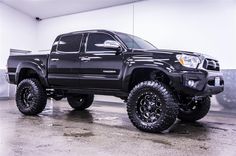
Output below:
[48,33,83,88]
[78,32,124,90]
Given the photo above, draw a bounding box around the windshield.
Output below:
[115,32,157,50]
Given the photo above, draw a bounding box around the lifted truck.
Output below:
[6,30,224,133]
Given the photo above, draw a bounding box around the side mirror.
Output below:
[95,40,122,53]
[104,40,121,49]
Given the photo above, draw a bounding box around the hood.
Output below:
[146,49,217,61]
[131,48,217,62]
[147,49,201,56]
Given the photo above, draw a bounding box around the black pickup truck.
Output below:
[6,30,224,133]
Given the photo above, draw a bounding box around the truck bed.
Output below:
[7,54,49,84]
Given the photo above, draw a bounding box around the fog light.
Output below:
[188,80,195,87]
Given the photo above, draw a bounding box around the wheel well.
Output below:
[18,68,40,84]
[128,68,170,91]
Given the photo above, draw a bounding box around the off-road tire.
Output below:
[127,81,179,133]
[67,94,94,110]
[16,78,47,115]
[178,96,211,122]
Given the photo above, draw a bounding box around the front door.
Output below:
[78,32,124,90]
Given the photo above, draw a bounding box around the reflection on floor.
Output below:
[0,99,236,156]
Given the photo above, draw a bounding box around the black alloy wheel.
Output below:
[178,96,211,122]
[136,92,163,123]
[127,81,179,133]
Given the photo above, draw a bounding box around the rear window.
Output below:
[58,34,82,52]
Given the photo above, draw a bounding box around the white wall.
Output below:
[1,0,235,69]
[37,0,236,69]
[36,4,133,52]
[133,0,236,69]
[0,3,37,69]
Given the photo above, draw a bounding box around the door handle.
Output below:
[80,57,90,62]
[51,58,59,61]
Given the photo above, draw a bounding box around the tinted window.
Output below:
[58,34,82,52]
[87,33,115,51]
[51,36,60,52]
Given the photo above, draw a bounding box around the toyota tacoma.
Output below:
[6,30,224,133]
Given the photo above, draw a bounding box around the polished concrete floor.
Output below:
[0,99,236,156]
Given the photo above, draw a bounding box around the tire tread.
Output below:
[127,81,179,133]
[16,78,47,115]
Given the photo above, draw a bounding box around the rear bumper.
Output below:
[169,70,224,96]
[5,72,10,83]
[5,72,16,84]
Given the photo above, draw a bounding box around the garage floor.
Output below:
[0,99,236,156]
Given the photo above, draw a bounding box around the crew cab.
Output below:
[6,30,224,133]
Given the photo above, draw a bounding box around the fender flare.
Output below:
[122,62,175,91]
[15,61,48,87]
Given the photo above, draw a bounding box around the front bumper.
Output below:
[169,70,224,96]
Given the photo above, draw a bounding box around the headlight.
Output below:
[176,54,200,68]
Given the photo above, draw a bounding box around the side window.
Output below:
[86,33,115,52]
[58,34,82,52]
[51,36,60,52]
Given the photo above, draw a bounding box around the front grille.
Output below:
[203,58,220,71]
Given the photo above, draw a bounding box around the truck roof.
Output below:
[58,29,116,37]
